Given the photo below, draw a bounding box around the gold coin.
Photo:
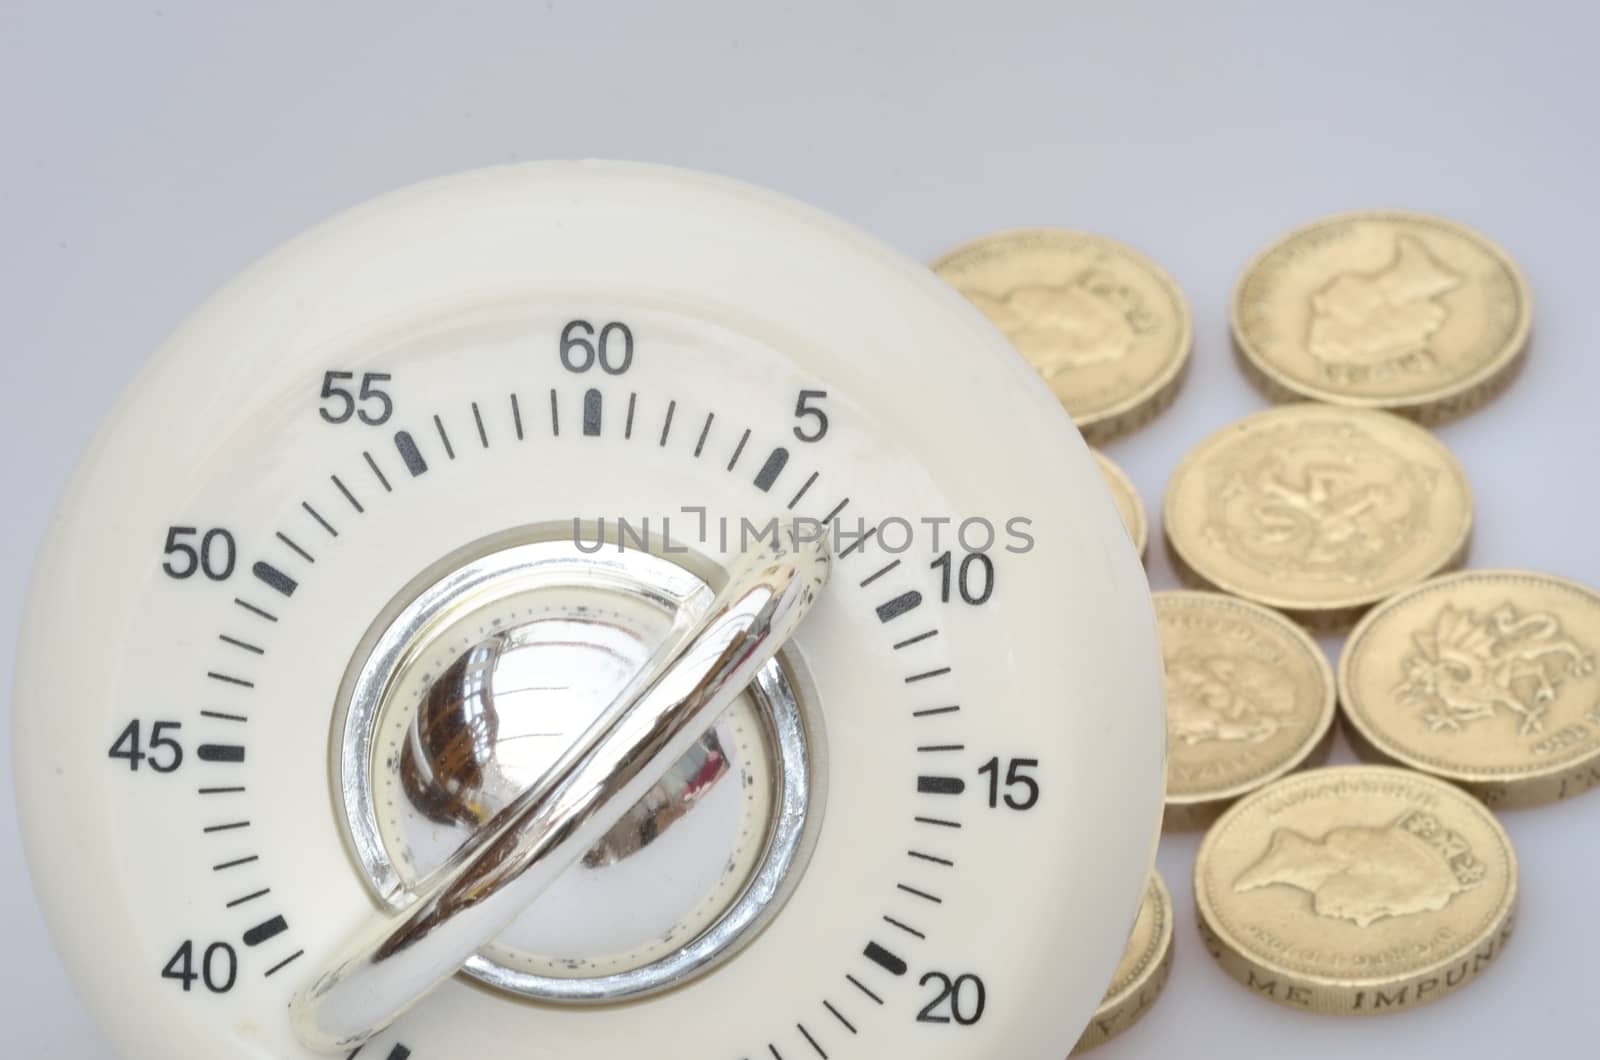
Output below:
[1092,450,1148,559]
[1072,872,1174,1053]
[1163,404,1472,629]
[1232,211,1531,424]
[932,229,1192,442]
[1196,765,1517,1015]
[1157,592,1336,830]
[1340,570,1600,809]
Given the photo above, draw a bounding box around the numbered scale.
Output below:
[13,164,1164,1059]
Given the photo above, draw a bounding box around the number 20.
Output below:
[918,972,987,1026]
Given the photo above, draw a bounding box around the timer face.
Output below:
[13,163,1164,1060]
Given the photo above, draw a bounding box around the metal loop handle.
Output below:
[291,528,830,1053]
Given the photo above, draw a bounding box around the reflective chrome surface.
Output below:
[336,534,824,999]
[296,528,829,1053]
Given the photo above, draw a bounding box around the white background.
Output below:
[3,2,1596,1056]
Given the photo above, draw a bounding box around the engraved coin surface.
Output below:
[1093,450,1148,559]
[1232,211,1531,423]
[1157,592,1336,829]
[1164,404,1473,628]
[1196,765,1516,1015]
[1340,570,1600,809]
[933,229,1192,442]
[1072,872,1173,1054]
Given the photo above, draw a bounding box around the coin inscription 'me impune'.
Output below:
[1164,404,1473,629]
[1340,570,1600,809]
[1072,873,1173,1054]
[932,229,1192,442]
[1157,592,1336,829]
[1232,211,1531,423]
[1196,765,1517,1015]
[1093,450,1149,559]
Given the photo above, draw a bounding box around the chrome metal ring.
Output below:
[295,528,829,1053]
[332,535,825,1002]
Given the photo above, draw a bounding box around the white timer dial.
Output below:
[13,163,1164,1060]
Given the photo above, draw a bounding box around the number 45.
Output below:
[108,720,184,773]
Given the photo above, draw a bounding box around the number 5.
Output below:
[793,389,829,443]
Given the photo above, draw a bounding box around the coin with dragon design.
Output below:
[1340,570,1600,808]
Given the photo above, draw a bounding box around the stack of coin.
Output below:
[933,208,1586,1052]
